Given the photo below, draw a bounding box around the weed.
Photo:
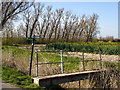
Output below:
[2,66,40,88]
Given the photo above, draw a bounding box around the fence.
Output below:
[35,50,102,76]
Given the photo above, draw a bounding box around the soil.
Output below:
[66,52,119,62]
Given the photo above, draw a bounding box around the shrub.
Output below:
[46,42,120,55]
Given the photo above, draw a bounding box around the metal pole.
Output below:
[82,51,85,71]
[60,50,64,73]
[99,49,102,69]
[36,52,38,76]
[29,36,35,76]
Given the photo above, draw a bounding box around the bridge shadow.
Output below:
[45,85,65,90]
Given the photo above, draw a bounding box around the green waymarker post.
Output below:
[27,35,40,76]
[27,38,33,41]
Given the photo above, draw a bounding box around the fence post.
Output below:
[99,49,102,69]
[60,50,64,73]
[35,51,38,76]
[82,51,85,71]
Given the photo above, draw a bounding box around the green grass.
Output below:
[37,52,100,73]
[2,66,41,89]
[2,65,64,89]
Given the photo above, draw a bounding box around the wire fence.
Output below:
[35,49,103,76]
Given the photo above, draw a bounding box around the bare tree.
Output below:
[23,9,31,38]
[77,15,86,40]
[84,14,99,42]
[42,6,52,41]
[23,3,44,38]
[54,8,64,40]
[3,22,14,38]
[17,23,25,37]
[1,2,33,29]
[29,3,44,38]
[62,11,72,41]
[48,12,58,41]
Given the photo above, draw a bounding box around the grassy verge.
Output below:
[2,45,32,74]
[2,65,64,89]
[2,65,41,89]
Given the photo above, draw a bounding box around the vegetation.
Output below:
[2,65,65,89]
[2,45,100,75]
[46,42,120,55]
[2,46,31,74]
[1,1,119,89]
[1,2,33,28]
[37,53,82,74]
[2,66,40,89]
[104,61,120,72]
[2,37,28,45]
[2,2,99,43]
[2,44,120,88]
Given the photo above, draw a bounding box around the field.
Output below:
[2,42,120,88]
[46,42,120,55]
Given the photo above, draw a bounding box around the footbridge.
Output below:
[32,50,105,87]
[32,69,105,87]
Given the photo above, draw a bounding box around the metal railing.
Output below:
[35,50,102,76]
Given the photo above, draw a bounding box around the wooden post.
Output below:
[29,36,35,76]
[99,49,102,69]
[60,50,64,73]
[36,52,39,76]
[79,80,81,88]
[82,51,85,71]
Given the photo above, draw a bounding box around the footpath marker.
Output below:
[27,35,40,76]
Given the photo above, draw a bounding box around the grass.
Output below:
[2,45,101,75]
[2,65,65,89]
[37,52,100,74]
[2,46,31,74]
[2,65,40,89]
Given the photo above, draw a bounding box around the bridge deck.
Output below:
[32,70,105,87]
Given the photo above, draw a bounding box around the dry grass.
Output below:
[36,65,61,76]
[59,69,120,88]
[2,47,30,74]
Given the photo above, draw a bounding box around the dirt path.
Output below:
[1,79,22,89]
[17,44,46,51]
[66,52,119,62]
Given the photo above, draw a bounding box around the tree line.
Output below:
[1,2,99,42]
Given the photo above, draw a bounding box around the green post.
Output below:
[28,35,40,76]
